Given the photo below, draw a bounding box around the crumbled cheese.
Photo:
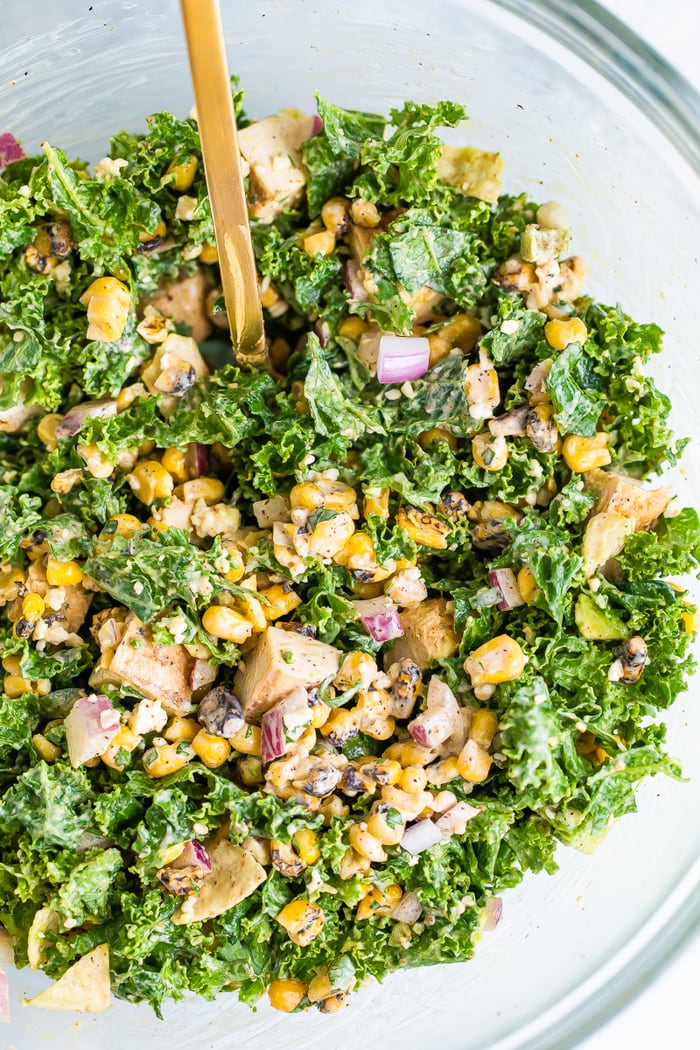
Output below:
[500,318,521,335]
[45,587,66,611]
[190,499,241,540]
[175,195,198,221]
[129,698,168,736]
[93,156,129,180]
[52,259,72,294]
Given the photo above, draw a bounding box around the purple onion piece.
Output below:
[261,706,286,764]
[309,114,324,137]
[186,442,209,478]
[344,259,370,303]
[488,568,525,611]
[376,335,430,385]
[0,132,25,168]
[408,722,431,748]
[314,319,330,348]
[173,839,212,874]
[0,970,8,1023]
[400,818,444,856]
[55,399,118,439]
[352,597,404,643]
[482,897,503,932]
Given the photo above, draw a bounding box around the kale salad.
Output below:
[0,84,697,1018]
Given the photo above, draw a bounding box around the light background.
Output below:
[581,1,700,1046]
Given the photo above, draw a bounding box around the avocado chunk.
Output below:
[575,594,626,641]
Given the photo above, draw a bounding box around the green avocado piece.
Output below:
[575,594,627,641]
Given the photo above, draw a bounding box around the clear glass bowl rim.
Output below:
[488,5,700,1047]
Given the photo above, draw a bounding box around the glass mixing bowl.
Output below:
[1,1,699,1047]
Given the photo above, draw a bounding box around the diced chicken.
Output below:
[435,800,481,837]
[390,598,459,669]
[253,494,291,529]
[585,469,671,532]
[90,613,195,714]
[151,496,193,532]
[238,109,316,224]
[141,269,214,344]
[234,625,341,720]
[172,836,266,924]
[437,145,504,204]
[0,384,41,433]
[398,284,444,324]
[582,511,635,578]
[128,697,168,736]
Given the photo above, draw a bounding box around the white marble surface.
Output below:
[580,3,700,1049]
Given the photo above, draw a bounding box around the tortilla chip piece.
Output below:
[28,944,110,1013]
[27,908,60,970]
[172,840,266,925]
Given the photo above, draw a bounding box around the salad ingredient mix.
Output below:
[0,83,697,1016]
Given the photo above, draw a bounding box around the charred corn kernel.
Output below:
[290,482,325,512]
[45,558,83,587]
[175,477,226,505]
[338,846,371,879]
[101,725,141,770]
[418,427,458,451]
[143,742,194,777]
[350,198,381,228]
[397,505,450,550]
[236,591,267,633]
[138,219,167,242]
[37,413,64,451]
[303,229,336,257]
[229,723,262,756]
[79,276,130,341]
[0,566,25,603]
[309,513,355,559]
[117,384,147,413]
[361,714,396,741]
[335,651,377,690]
[348,823,388,862]
[78,443,113,479]
[440,313,482,352]
[320,992,351,1013]
[277,899,325,946]
[562,432,612,472]
[161,447,189,483]
[682,608,700,634]
[199,241,218,264]
[222,542,245,583]
[1,655,21,675]
[517,565,539,603]
[260,584,302,621]
[472,431,509,471]
[307,969,333,1003]
[464,362,500,420]
[456,739,492,783]
[192,729,232,768]
[164,716,199,743]
[238,754,263,785]
[469,708,499,750]
[400,765,428,794]
[384,741,434,768]
[308,696,332,730]
[321,196,350,233]
[260,282,281,309]
[202,606,253,644]
[426,756,460,785]
[544,317,588,350]
[22,594,45,623]
[165,154,198,191]
[110,513,142,538]
[428,332,452,367]
[268,979,307,1013]
[320,708,359,747]
[335,531,376,570]
[363,486,390,520]
[4,675,32,698]
[50,468,82,495]
[465,633,527,689]
[126,460,174,504]
[321,480,358,513]
[365,805,404,846]
[356,883,403,920]
[293,828,321,866]
[338,316,369,341]
[32,733,61,763]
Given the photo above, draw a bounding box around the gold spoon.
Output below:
[180,0,268,369]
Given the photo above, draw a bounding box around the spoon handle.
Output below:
[181,0,267,368]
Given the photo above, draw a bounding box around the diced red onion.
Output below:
[0,969,8,1023]
[525,359,552,395]
[64,694,121,768]
[309,115,324,137]
[391,891,423,924]
[400,818,444,856]
[489,568,525,611]
[344,259,369,303]
[172,839,212,874]
[314,319,330,348]
[189,659,216,693]
[482,896,503,932]
[261,706,286,764]
[96,616,121,648]
[377,335,430,385]
[0,131,25,167]
[408,708,453,749]
[55,398,118,439]
[435,801,481,837]
[185,442,209,478]
[352,596,404,643]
